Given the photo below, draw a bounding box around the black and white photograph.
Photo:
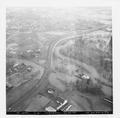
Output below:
[6,7,113,115]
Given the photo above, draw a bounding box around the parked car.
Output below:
[48,88,55,94]
[26,65,32,72]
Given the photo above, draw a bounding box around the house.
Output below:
[45,106,56,112]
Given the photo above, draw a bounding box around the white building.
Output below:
[45,106,56,112]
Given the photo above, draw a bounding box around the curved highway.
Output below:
[55,40,112,86]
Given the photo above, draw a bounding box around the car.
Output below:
[47,88,55,94]
[26,65,32,72]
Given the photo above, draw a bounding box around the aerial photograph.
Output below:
[6,7,112,114]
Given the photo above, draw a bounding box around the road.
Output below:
[55,40,112,86]
[7,25,110,112]
[54,38,112,96]
[51,25,109,68]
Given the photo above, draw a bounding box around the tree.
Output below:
[76,79,102,95]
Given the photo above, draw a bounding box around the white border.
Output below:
[0,0,120,118]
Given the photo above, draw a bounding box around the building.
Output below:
[45,106,56,112]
